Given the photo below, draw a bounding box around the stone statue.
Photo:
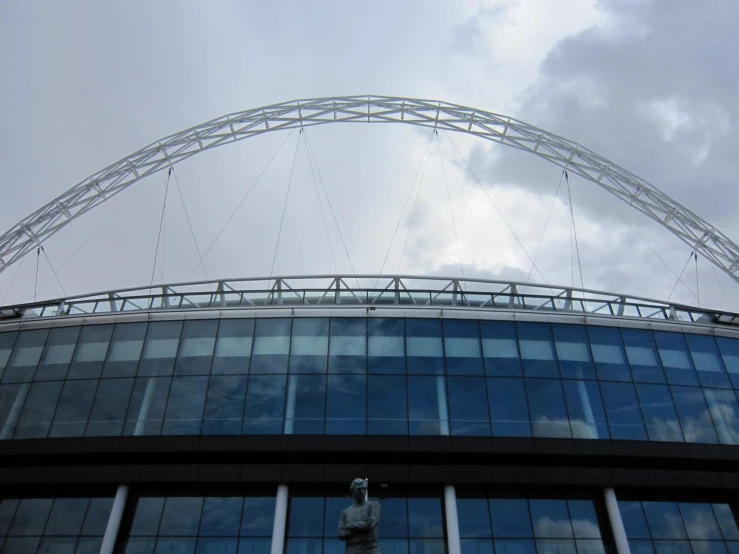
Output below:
[338,478,381,554]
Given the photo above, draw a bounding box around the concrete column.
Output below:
[443,485,462,554]
[436,375,450,436]
[99,484,129,554]
[271,484,290,554]
[603,488,631,554]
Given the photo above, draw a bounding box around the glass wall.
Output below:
[1,317,739,443]
[0,495,113,553]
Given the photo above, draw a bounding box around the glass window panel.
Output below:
[13,381,63,439]
[409,539,445,554]
[35,326,81,381]
[154,538,196,554]
[377,497,408,538]
[408,498,443,538]
[49,379,98,438]
[123,377,171,436]
[480,321,522,377]
[290,319,329,374]
[530,499,574,539]
[323,497,347,537]
[618,501,652,540]
[75,537,103,554]
[243,375,286,434]
[202,375,247,435]
[600,382,648,440]
[326,375,366,434]
[44,498,89,536]
[368,318,405,374]
[195,538,238,554]
[489,498,533,538]
[212,319,254,375]
[654,332,698,387]
[288,497,324,537]
[9,498,53,535]
[678,503,722,541]
[448,377,490,436]
[0,384,27,438]
[286,375,326,434]
[130,497,165,536]
[714,504,739,541]
[457,499,492,538]
[635,384,684,442]
[86,378,134,436]
[575,539,606,554]
[461,538,493,554]
[251,319,291,374]
[0,498,19,535]
[139,322,183,377]
[37,537,78,554]
[567,501,601,539]
[552,324,596,380]
[240,498,275,537]
[621,329,666,384]
[81,497,114,535]
[444,320,483,376]
[159,497,204,536]
[409,376,446,435]
[562,380,609,439]
[493,539,535,554]
[286,538,322,554]
[406,319,444,375]
[526,379,571,438]
[2,537,41,553]
[175,320,217,375]
[162,376,208,435]
[685,334,731,389]
[517,323,558,378]
[103,323,148,378]
[535,539,577,554]
[3,329,49,383]
[690,541,728,554]
[0,332,19,377]
[671,386,719,443]
[643,502,688,540]
[368,375,408,434]
[328,318,366,374]
[68,324,113,379]
[487,377,531,437]
[199,497,243,536]
[716,337,739,388]
[587,327,630,382]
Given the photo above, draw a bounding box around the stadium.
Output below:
[1,97,738,554]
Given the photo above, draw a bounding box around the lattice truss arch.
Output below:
[1,95,738,284]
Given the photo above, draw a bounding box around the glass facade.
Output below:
[1,317,739,444]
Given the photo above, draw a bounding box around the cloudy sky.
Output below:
[1,0,738,312]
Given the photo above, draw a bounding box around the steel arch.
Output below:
[1,95,738,285]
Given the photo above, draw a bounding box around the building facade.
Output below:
[0,276,738,554]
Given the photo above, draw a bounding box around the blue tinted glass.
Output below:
[138,322,182,377]
[9,498,53,535]
[530,499,573,538]
[0,498,18,535]
[288,497,324,537]
[716,337,739,389]
[251,319,291,374]
[480,322,521,377]
[489,498,533,538]
[154,538,196,554]
[406,320,444,375]
[14,381,62,439]
[380,498,408,538]
[162,376,208,435]
[76,537,104,553]
[526,379,571,438]
[552,324,595,380]
[37,537,78,554]
[679,503,722,540]
[487,378,531,437]
[323,497,348,537]
[671,386,718,443]
[409,376,446,435]
[654,332,698,387]
[286,538,322,554]
[368,319,405,374]
[329,319,366,374]
[202,376,248,435]
[35,327,81,381]
[240,498,275,536]
[457,499,492,538]
[461,539,493,554]
[621,329,665,384]
[0,332,19,378]
[629,540,656,553]
[44,498,89,536]
[159,497,203,536]
[642,502,687,539]
[587,326,630,382]
[0,384,24,437]
[124,377,171,436]
[408,498,443,537]
[2,537,41,552]
[212,319,254,375]
[81,497,114,535]
[600,382,648,440]
[243,375,286,434]
[444,320,483,376]
[125,537,156,553]
[175,320,217,376]
[714,504,739,541]
[493,539,535,554]
[448,377,490,436]
[130,497,165,536]
[517,323,558,378]
[326,375,366,434]
[286,375,326,434]
[199,497,243,536]
[685,335,731,388]
[619,501,651,539]
[290,319,329,374]
[409,539,444,554]
[368,375,408,434]
[195,537,238,554]
[3,329,49,383]
[562,380,609,439]
[635,384,684,442]
[86,377,134,436]
[103,323,147,378]
[567,501,601,539]
[49,379,97,438]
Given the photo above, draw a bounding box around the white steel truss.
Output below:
[1,95,738,285]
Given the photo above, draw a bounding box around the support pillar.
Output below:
[443,485,462,554]
[271,484,290,554]
[99,485,129,554]
[603,488,631,554]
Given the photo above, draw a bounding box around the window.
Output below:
[686,334,731,389]
[34,326,81,381]
[368,318,405,374]
[290,319,329,374]
[635,384,684,442]
[600,382,648,441]
[202,375,247,435]
[703,388,739,445]
[587,326,630,382]
[552,324,596,380]
[0,332,18,380]
[68,324,113,379]
[2,329,49,383]
[716,337,739,389]
[368,375,407,435]
[480,321,522,377]
[621,329,665,384]
[409,376,448,435]
[562,380,609,439]
[86,378,134,437]
[654,332,698,387]
[13,381,62,439]
[162,376,208,435]
[138,322,183,377]
[329,318,366,374]
[517,323,559,378]
[251,319,291,374]
[444,320,483,376]
[123,377,171,436]
[487,378,531,437]
[406,319,444,375]
[326,375,366,434]
[526,379,571,438]
[671,386,718,444]
[285,375,326,434]
[49,379,98,438]
[448,377,490,436]
[212,319,254,375]
[243,375,286,434]
[175,320,217,376]
[103,323,148,378]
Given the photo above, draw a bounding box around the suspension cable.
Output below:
[40,246,66,297]
[709,259,733,312]
[150,168,171,287]
[303,132,338,273]
[565,171,585,289]
[694,251,700,307]
[270,130,303,276]
[668,251,695,303]
[443,131,550,286]
[436,130,465,280]
[33,247,40,302]
[525,171,566,290]
[1,255,24,306]
[398,139,432,273]
[186,130,295,281]
[171,168,209,282]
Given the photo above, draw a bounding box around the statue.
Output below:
[338,478,381,554]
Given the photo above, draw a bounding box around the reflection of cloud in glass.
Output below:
[531,416,571,438]
[643,417,684,442]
